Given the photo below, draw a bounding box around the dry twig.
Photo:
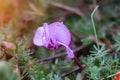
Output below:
[49,1,84,17]
[61,66,80,78]
[38,45,87,63]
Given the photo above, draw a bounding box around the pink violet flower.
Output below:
[33,22,75,58]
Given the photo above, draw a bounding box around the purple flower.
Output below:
[33,22,74,58]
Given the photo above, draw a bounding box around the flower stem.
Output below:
[91,5,100,50]
[73,55,84,71]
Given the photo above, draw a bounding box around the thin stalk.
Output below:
[91,5,100,50]
[74,55,84,71]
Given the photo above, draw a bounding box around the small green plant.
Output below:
[82,5,120,80]
[114,33,120,52]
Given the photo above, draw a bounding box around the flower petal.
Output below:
[43,23,50,41]
[33,27,44,46]
[49,22,71,46]
[58,41,75,58]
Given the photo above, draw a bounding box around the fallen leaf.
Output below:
[1,41,16,50]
